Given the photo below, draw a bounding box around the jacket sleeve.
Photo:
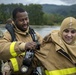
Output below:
[0,31,26,61]
[8,55,24,73]
[8,54,42,74]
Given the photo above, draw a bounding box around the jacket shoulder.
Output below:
[3,31,12,41]
[42,33,52,44]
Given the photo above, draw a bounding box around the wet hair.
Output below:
[12,7,25,20]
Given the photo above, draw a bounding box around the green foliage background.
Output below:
[0,3,76,26]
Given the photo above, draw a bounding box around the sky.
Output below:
[0,0,76,5]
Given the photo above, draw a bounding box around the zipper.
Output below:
[57,49,76,65]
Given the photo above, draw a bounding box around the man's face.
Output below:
[14,11,29,32]
[62,28,76,44]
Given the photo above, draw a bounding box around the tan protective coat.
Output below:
[36,17,76,75]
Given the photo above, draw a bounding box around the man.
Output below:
[35,17,76,75]
[0,7,42,75]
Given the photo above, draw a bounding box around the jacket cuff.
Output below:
[19,43,26,52]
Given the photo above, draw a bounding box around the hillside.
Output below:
[42,4,76,16]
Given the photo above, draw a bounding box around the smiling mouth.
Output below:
[66,38,72,41]
[23,25,28,28]
[66,38,73,43]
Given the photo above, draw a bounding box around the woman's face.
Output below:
[62,28,76,44]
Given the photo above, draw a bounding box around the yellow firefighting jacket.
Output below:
[35,30,76,75]
[0,26,42,75]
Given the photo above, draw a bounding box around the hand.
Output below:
[1,62,11,75]
[25,41,37,50]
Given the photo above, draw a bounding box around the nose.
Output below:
[68,32,72,36]
[23,20,27,24]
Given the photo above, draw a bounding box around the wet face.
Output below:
[14,11,29,32]
[62,28,76,44]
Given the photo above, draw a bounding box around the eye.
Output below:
[64,29,69,33]
[25,17,28,20]
[71,30,76,34]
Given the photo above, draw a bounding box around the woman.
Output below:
[36,17,76,75]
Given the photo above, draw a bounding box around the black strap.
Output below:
[29,27,40,50]
[29,27,38,42]
[5,24,16,42]
[0,60,2,75]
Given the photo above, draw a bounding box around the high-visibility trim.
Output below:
[45,67,76,75]
[10,58,19,72]
[20,52,25,56]
[10,42,17,57]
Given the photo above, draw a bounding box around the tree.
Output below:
[26,4,44,25]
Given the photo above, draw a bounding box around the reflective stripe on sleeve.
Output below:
[45,67,76,75]
[20,52,25,56]
[10,58,19,72]
[10,42,17,57]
